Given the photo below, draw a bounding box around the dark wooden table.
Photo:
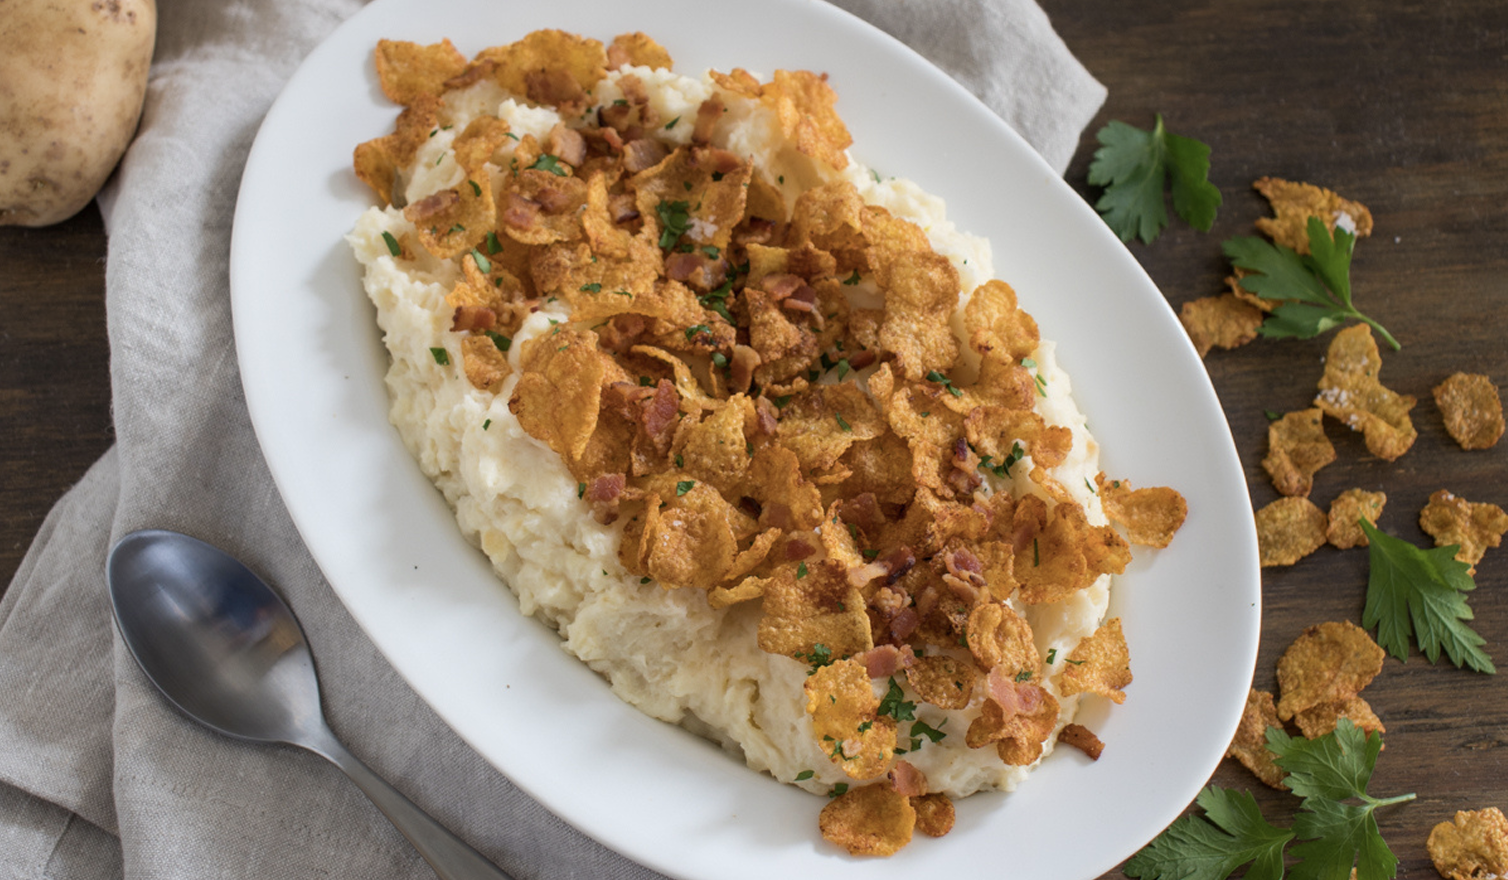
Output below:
[3,1,1505,876]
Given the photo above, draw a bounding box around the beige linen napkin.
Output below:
[0,0,1104,876]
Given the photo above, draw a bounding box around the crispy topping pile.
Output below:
[356,29,1188,857]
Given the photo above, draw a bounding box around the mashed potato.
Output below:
[349,54,1115,803]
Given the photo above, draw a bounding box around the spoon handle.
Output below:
[303,725,514,880]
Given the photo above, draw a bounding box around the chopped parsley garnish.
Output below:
[484,331,511,352]
[468,179,481,197]
[664,115,681,130]
[470,248,492,274]
[797,561,808,579]
[1087,114,1221,244]
[674,454,684,468]
[979,441,1026,479]
[842,270,862,286]
[910,718,946,744]
[675,480,696,496]
[835,359,851,381]
[698,279,734,322]
[835,412,851,432]
[876,677,916,722]
[925,370,964,398]
[579,282,602,293]
[576,482,586,499]
[1014,670,1033,682]
[528,154,568,176]
[381,231,402,257]
[794,643,834,675]
[485,231,502,254]
[795,770,814,781]
[482,419,491,430]
[711,352,728,369]
[1045,648,1058,664]
[700,245,721,258]
[429,347,450,365]
[772,395,792,409]
[1021,357,1048,396]
[828,783,848,799]
[684,324,712,342]
[861,549,879,560]
[656,199,692,249]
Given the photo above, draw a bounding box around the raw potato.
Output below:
[0,0,156,226]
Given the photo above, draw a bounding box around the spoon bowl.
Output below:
[107,528,513,880]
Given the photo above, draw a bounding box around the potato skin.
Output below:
[0,0,157,226]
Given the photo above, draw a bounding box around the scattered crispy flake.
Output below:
[354,94,441,206]
[451,115,513,173]
[965,602,1039,679]
[905,655,976,710]
[1227,688,1287,790]
[910,793,955,838]
[1294,695,1385,742]
[1014,496,1130,604]
[874,250,961,382]
[1434,372,1505,451]
[1256,496,1327,567]
[1179,293,1265,357]
[1095,473,1188,548]
[1275,620,1385,721]
[459,334,510,392]
[965,672,1061,764]
[641,481,740,588]
[1327,488,1387,549]
[1059,618,1131,704]
[1419,490,1508,575]
[1056,722,1104,761]
[479,30,607,116]
[374,39,469,106]
[966,408,1072,472]
[508,328,605,463]
[965,280,1039,361]
[1314,324,1418,461]
[758,562,873,662]
[633,145,752,252]
[776,383,884,473]
[819,782,915,857]
[405,169,496,259]
[1428,807,1508,880]
[607,32,672,70]
[805,658,895,780]
[769,69,852,171]
[1252,177,1374,253]
[1262,408,1336,498]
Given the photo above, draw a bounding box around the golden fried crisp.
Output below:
[405,169,497,259]
[508,327,605,463]
[905,654,976,710]
[819,782,915,857]
[1434,372,1505,450]
[1428,807,1508,880]
[451,115,513,174]
[1227,689,1287,790]
[966,407,1072,472]
[775,382,884,473]
[1419,490,1508,575]
[354,94,441,206]
[1179,293,1265,357]
[1256,496,1328,567]
[1262,409,1336,498]
[964,677,1061,765]
[459,334,509,393]
[757,561,872,662]
[1327,488,1387,549]
[1314,324,1417,462]
[769,69,852,171]
[641,481,739,588]
[1095,473,1188,548]
[874,249,962,383]
[1013,496,1130,604]
[1059,618,1132,704]
[373,39,469,106]
[965,279,1039,362]
[965,602,1039,679]
[805,658,895,780]
[606,32,672,70]
[1293,695,1385,742]
[1057,723,1105,761]
[1275,621,1385,721]
[910,793,955,838]
[477,30,607,116]
[1252,177,1373,253]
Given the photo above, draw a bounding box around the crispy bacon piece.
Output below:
[451,305,497,332]
[734,217,777,247]
[641,379,679,455]
[984,666,1046,717]
[547,123,587,168]
[597,314,651,355]
[664,252,728,291]
[887,760,928,798]
[501,192,541,230]
[855,644,917,679]
[692,145,744,176]
[784,535,817,560]
[839,493,886,537]
[608,193,640,224]
[946,438,983,496]
[847,545,915,589]
[781,284,818,313]
[442,60,496,91]
[761,273,805,300]
[623,138,669,173]
[533,184,575,215]
[941,546,985,586]
[1057,723,1104,760]
[585,473,626,524]
[692,95,725,144]
[407,188,460,221]
[846,349,877,370]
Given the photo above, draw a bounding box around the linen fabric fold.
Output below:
[0,1,1104,876]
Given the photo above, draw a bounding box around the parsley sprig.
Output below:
[1088,115,1221,244]
[1224,217,1399,350]
[1359,520,1495,674]
[1126,721,1413,880]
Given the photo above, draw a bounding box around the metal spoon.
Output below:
[106,528,513,880]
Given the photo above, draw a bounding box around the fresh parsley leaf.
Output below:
[529,154,567,176]
[1224,217,1400,350]
[470,248,492,274]
[1359,520,1495,673]
[876,677,916,722]
[429,347,450,365]
[656,199,692,249]
[1087,115,1221,244]
[675,480,696,496]
[1269,720,1416,880]
[381,231,402,257]
[1124,786,1293,880]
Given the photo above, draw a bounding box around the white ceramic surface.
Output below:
[230,1,1261,878]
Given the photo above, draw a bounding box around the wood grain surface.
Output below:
[2,2,1505,876]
